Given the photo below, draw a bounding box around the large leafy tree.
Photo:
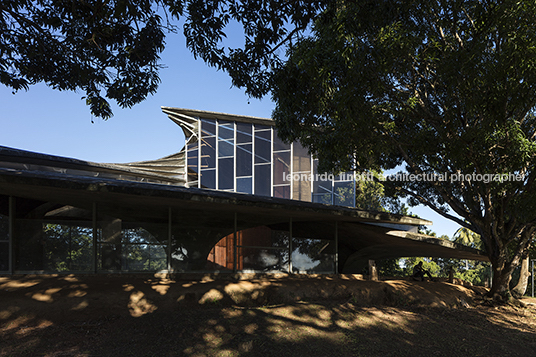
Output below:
[270,0,536,300]
[1,0,325,118]
[0,0,189,118]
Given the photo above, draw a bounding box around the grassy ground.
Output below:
[1,274,535,356]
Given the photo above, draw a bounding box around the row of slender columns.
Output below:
[3,197,340,275]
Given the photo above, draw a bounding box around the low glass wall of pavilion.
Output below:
[0,196,339,275]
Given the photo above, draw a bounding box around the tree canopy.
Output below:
[1,0,326,118]
[270,0,536,299]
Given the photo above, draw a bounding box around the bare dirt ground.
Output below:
[1,274,535,357]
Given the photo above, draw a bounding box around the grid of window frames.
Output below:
[273,134,291,199]
[185,118,355,207]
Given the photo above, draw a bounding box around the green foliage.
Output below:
[0,0,185,118]
[267,0,536,297]
[403,257,441,278]
[378,258,404,277]
[43,223,93,271]
[1,0,327,118]
[453,227,483,250]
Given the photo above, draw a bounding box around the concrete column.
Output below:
[334,221,338,274]
[288,217,293,274]
[368,260,378,281]
[8,196,14,274]
[92,202,97,273]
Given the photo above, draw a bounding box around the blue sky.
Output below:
[0,28,461,239]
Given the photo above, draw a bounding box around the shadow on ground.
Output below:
[1,274,535,356]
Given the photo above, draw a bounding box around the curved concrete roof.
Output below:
[0,163,488,268]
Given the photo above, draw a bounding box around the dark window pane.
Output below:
[273,133,291,151]
[201,169,216,189]
[201,137,216,169]
[218,122,234,140]
[313,194,332,205]
[293,142,311,172]
[273,151,290,185]
[218,140,234,157]
[255,132,271,164]
[218,158,234,190]
[255,164,271,196]
[237,123,253,143]
[255,129,271,140]
[313,178,332,193]
[255,124,271,131]
[237,177,252,194]
[237,144,252,176]
[201,119,216,136]
[187,147,198,174]
[274,185,290,199]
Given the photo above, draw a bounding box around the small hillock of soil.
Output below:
[1,274,535,357]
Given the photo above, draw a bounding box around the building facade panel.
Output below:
[183,113,355,208]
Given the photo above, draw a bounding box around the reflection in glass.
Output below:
[254,130,271,164]
[273,134,291,151]
[42,223,93,271]
[240,248,288,272]
[255,164,271,196]
[293,142,311,172]
[201,169,216,189]
[236,144,252,176]
[334,181,355,207]
[273,151,291,185]
[255,124,271,131]
[237,123,253,143]
[236,177,252,194]
[201,137,216,169]
[293,179,311,202]
[218,140,234,158]
[313,193,332,205]
[292,238,334,273]
[201,119,216,136]
[218,122,234,140]
[218,157,234,190]
[274,185,290,199]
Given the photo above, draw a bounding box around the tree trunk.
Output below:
[489,257,515,301]
[512,255,531,298]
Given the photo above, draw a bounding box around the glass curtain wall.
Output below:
[273,134,291,199]
[292,237,336,273]
[200,118,217,189]
[14,211,94,272]
[218,121,235,191]
[238,226,290,273]
[254,125,272,196]
[185,117,355,207]
[292,142,312,202]
[97,219,167,272]
[236,122,253,194]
